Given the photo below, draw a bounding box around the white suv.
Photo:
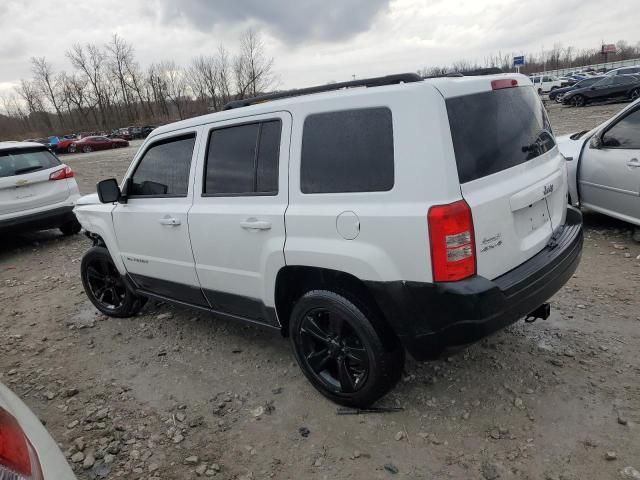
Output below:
[74,73,583,406]
[0,142,81,236]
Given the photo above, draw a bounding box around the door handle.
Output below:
[158,217,181,226]
[627,158,640,168]
[240,219,272,231]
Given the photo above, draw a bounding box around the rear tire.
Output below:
[572,95,586,107]
[60,218,81,236]
[82,145,93,153]
[630,88,640,101]
[289,289,404,407]
[81,246,146,317]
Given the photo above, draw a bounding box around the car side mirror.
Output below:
[589,136,602,149]
[97,178,121,203]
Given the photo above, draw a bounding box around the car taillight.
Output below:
[49,165,74,181]
[0,408,44,480]
[491,78,518,90]
[428,200,476,282]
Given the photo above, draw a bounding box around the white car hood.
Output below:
[75,193,100,206]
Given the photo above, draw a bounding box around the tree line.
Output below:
[0,29,275,140]
[418,39,640,77]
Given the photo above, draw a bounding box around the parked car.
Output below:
[68,136,129,153]
[0,141,81,235]
[559,76,577,86]
[558,98,640,227]
[606,66,640,77]
[55,136,78,154]
[562,74,640,106]
[141,126,157,138]
[74,72,583,407]
[0,381,76,479]
[549,76,604,102]
[530,75,563,94]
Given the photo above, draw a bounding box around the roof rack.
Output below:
[223,73,422,110]
[423,67,504,79]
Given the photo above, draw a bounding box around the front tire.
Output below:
[290,290,404,407]
[572,95,586,107]
[81,246,146,317]
[630,88,640,101]
[82,145,93,153]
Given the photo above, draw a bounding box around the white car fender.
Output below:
[73,195,126,274]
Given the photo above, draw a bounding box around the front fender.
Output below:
[73,203,126,275]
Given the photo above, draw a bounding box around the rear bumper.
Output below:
[367,207,583,360]
[0,205,76,234]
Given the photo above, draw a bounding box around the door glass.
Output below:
[204,120,282,195]
[129,134,195,196]
[602,109,640,148]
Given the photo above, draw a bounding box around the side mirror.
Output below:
[589,136,602,149]
[97,178,121,203]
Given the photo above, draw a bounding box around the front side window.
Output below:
[129,134,196,197]
[301,107,394,193]
[602,108,640,149]
[204,120,282,195]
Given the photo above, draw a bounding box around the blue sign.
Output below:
[513,55,525,66]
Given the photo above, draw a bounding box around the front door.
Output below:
[112,130,207,305]
[580,105,640,224]
[188,112,291,325]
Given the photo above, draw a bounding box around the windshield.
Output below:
[446,86,555,183]
[0,147,60,178]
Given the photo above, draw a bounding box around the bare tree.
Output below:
[67,43,110,128]
[234,29,275,99]
[31,57,65,128]
[106,34,137,122]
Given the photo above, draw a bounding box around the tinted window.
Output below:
[205,120,281,195]
[594,77,614,87]
[577,77,600,88]
[301,108,394,193]
[614,76,635,85]
[0,147,60,178]
[602,108,640,149]
[447,86,555,183]
[129,134,195,196]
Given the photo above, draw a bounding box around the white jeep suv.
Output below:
[0,141,81,236]
[74,73,583,407]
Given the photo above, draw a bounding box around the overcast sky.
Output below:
[0,0,637,96]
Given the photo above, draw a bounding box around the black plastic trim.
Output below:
[202,289,279,327]
[366,207,583,360]
[223,73,422,110]
[0,205,75,234]
[129,273,209,307]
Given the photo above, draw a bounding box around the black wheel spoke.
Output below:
[337,356,356,393]
[328,314,344,337]
[306,348,331,372]
[301,316,331,344]
[344,346,368,366]
[86,266,102,281]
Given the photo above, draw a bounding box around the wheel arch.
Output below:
[274,266,398,348]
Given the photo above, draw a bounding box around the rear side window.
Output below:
[129,134,195,197]
[204,119,281,195]
[446,87,555,184]
[301,107,394,193]
[0,147,60,178]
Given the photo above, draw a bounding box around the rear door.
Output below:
[0,147,70,216]
[445,83,567,280]
[580,105,640,224]
[188,112,291,326]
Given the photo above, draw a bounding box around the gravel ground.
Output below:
[1,100,639,480]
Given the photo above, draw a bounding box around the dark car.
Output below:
[562,74,640,107]
[549,76,604,102]
[141,126,157,138]
[68,136,129,153]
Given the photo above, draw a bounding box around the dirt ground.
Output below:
[1,100,639,480]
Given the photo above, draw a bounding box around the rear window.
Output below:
[0,147,60,178]
[446,86,555,184]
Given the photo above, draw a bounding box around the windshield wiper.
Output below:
[522,129,553,155]
[13,165,44,175]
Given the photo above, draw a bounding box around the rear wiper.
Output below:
[522,129,553,154]
[13,165,43,175]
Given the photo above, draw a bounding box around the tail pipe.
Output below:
[524,303,551,323]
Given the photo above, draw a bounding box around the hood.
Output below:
[76,192,100,206]
[556,133,589,161]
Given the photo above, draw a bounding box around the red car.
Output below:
[68,136,129,153]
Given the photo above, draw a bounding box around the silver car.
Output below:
[0,142,81,235]
[0,381,76,479]
[558,98,640,227]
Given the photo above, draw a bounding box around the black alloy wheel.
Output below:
[299,307,370,394]
[84,256,127,311]
[290,290,404,407]
[81,246,146,317]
